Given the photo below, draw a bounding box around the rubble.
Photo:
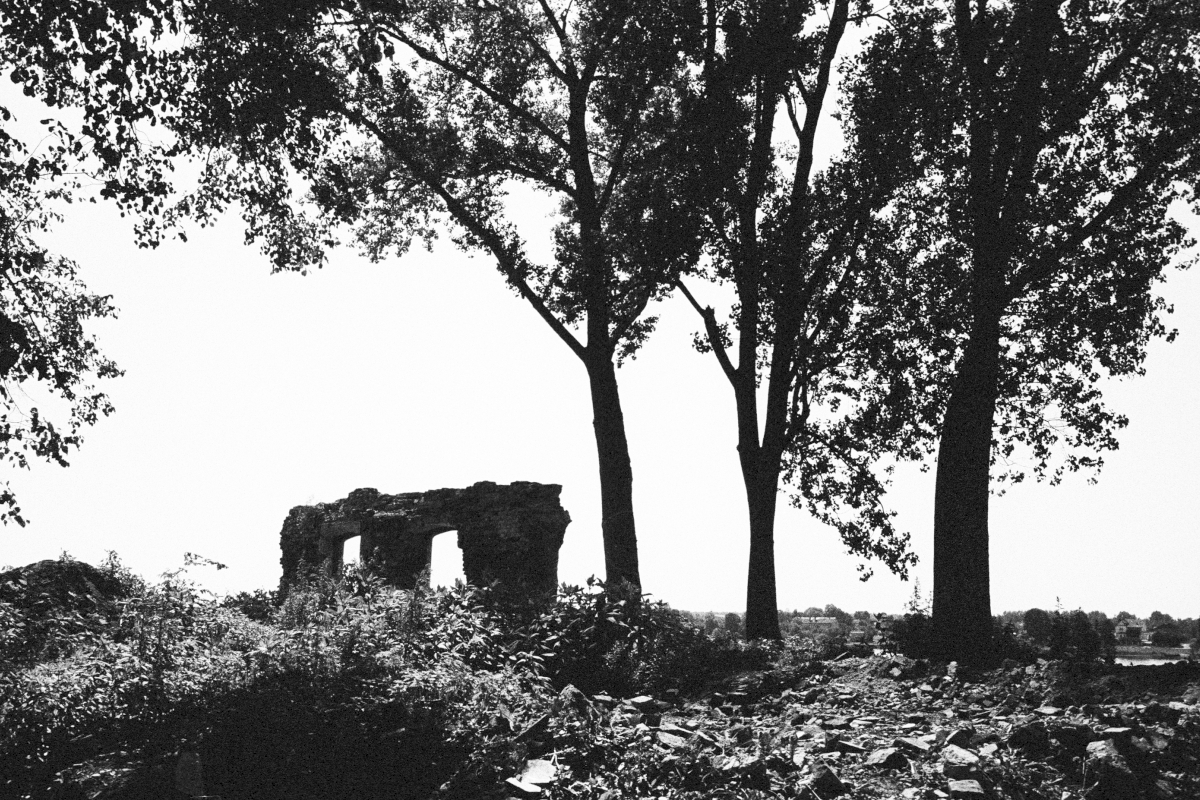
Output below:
[515,654,1200,800]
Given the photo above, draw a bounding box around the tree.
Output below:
[0,0,179,524]
[1148,610,1174,629]
[1149,624,1186,648]
[1023,608,1051,645]
[165,0,712,591]
[678,0,920,639]
[847,0,1200,663]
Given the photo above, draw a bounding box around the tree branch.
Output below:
[676,277,736,383]
[346,108,587,361]
[1006,142,1187,299]
[386,28,571,154]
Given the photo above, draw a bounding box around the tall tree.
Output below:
[164,0,709,590]
[678,0,920,638]
[846,0,1200,663]
[0,0,178,524]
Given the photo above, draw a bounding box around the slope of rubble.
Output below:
[510,655,1200,800]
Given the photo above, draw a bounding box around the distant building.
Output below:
[1115,620,1145,642]
[795,616,839,628]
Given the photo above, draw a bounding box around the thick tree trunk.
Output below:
[932,309,1001,665]
[743,466,783,640]
[586,355,641,592]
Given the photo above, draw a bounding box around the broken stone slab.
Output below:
[656,731,689,750]
[894,736,933,755]
[944,728,973,749]
[1085,739,1139,800]
[864,747,909,770]
[505,777,542,795]
[804,761,848,797]
[947,778,986,798]
[940,744,981,779]
[715,752,762,773]
[518,759,557,785]
[1006,721,1050,754]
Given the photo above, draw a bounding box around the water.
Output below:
[1114,657,1189,667]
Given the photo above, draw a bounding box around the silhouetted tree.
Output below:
[846,0,1200,663]
[679,0,920,639]
[166,0,716,590]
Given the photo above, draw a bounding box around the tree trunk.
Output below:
[743,466,783,640]
[586,354,641,592]
[932,308,1001,665]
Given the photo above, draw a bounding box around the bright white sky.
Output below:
[2,52,1198,620]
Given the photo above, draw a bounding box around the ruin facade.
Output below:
[278,481,571,596]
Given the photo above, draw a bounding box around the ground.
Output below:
[519,654,1200,800]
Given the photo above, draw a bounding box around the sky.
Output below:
[1,71,1198,622]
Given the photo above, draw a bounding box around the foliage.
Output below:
[1046,610,1111,664]
[0,0,186,524]
[844,0,1200,662]
[1150,624,1188,648]
[0,560,785,798]
[219,588,278,623]
[154,0,729,589]
[1023,608,1053,645]
[679,0,925,639]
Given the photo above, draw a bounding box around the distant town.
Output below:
[682,606,1198,661]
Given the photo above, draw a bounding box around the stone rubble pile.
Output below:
[505,655,1200,799]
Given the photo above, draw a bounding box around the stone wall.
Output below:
[278,481,571,596]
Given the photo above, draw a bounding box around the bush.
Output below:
[888,612,936,659]
[220,588,278,622]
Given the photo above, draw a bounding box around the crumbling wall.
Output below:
[278,481,570,596]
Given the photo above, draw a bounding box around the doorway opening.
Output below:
[342,535,362,569]
[429,530,467,589]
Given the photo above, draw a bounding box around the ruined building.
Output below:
[278,481,571,596]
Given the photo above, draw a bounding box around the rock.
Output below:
[1086,739,1120,760]
[940,745,980,779]
[518,759,557,785]
[825,715,853,729]
[1006,721,1050,755]
[557,684,591,714]
[865,747,909,770]
[1035,705,1062,716]
[656,731,689,750]
[944,728,973,749]
[591,694,615,707]
[504,777,542,795]
[834,739,867,755]
[628,695,655,710]
[515,713,551,742]
[895,736,933,755]
[1086,739,1140,800]
[729,724,754,744]
[947,779,986,798]
[716,752,762,773]
[806,761,848,797]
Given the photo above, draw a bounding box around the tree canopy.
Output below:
[160,0,715,590]
[845,0,1200,662]
[679,0,922,639]
[0,0,181,524]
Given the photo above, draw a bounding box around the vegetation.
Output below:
[0,556,786,799]
[845,0,1200,663]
